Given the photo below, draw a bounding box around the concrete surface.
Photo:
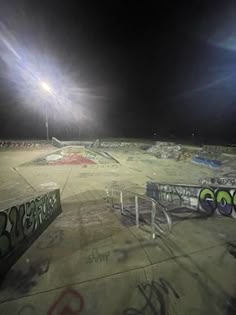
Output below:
[0,145,235,315]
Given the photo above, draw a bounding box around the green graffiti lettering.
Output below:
[9,205,25,247]
[233,191,236,211]
[199,188,216,215]
[0,212,11,257]
[216,190,233,216]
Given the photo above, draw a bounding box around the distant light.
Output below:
[40,81,52,93]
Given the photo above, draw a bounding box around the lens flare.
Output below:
[0,18,108,133]
[40,81,52,93]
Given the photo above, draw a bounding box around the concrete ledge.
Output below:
[51,137,152,149]
[0,140,50,149]
[0,189,62,279]
[146,181,236,218]
[52,137,93,148]
[203,145,236,155]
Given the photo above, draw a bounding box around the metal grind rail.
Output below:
[105,187,172,238]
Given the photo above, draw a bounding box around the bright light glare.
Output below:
[40,81,52,93]
[0,20,108,128]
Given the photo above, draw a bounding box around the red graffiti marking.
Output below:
[49,154,96,165]
[47,288,84,315]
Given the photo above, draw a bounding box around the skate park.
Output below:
[0,138,235,315]
[0,1,236,314]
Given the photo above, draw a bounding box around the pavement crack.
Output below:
[127,227,153,265]
[0,242,228,306]
[61,166,72,196]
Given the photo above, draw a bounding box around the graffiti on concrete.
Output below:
[147,142,182,159]
[49,153,96,165]
[22,146,118,167]
[37,230,64,249]
[47,288,84,315]
[123,278,180,315]
[200,177,236,187]
[18,304,37,315]
[146,182,236,217]
[86,249,110,264]
[199,188,236,216]
[0,141,40,148]
[227,242,236,260]
[192,156,222,168]
[203,144,236,155]
[1,259,50,293]
[147,182,200,209]
[223,172,236,178]
[0,189,61,278]
[177,150,193,161]
[52,137,94,148]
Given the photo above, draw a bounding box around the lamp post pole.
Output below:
[40,81,51,141]
[45,103,49,141]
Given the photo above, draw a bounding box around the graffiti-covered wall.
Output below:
[203,145,236,155]
[147,182,236,218]
[0,189,62,278]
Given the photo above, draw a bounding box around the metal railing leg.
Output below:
[135,195,139,227]
[152,200,156,239]
[106,187,172,238]
[111,188,114,208]
[120,191,124,215]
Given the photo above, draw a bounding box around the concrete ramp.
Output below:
[19,146,118,166]
[0,189,62,279]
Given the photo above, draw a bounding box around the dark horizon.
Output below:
[0,1,236,144]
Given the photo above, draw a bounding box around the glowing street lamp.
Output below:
[40,81,52,141]
[40,81,52,93]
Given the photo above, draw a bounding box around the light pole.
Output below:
[45,102,49,141]
[40,81,52,141]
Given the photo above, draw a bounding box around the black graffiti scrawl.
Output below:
[123,278,180,315]
[0,189,62,279]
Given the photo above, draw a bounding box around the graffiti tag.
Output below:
[147,182,236,217]
[1,259,50,293]
[86,249,110,264]
[123,278,180,315]
[199,188,236,216]
[0,191,60,258]
[47,288,84,315]
[200,177,236,187]
[0,190,61,278]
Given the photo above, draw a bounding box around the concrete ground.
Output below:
[0,145,236,315]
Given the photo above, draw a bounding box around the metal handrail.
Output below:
[105,187,172,238]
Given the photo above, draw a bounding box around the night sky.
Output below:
[0,0,236,143]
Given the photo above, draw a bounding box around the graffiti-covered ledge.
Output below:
[0,189,62,279]
[147,181,236,218]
